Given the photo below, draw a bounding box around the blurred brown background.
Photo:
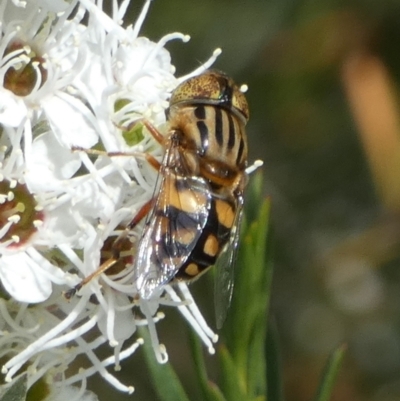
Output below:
[92,1,400,400]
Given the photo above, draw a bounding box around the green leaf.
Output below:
[0,375,27,401]
[246,312,268,397]
[265,319,284,401]
[122,122,144,146]
[216,171,272,401]
[114,98,130,113]
[218,345,249,401]
[243,170,264,223]
[26,377,50,401]
[189,326,235,401]
[313,344,347,401]
[207,382,228,401]
[188,330,214,401]
[139,328,191,401]
[113,98,145,146]
[223,196,272,374]
[246,202,273,398]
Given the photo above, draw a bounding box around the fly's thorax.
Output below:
[168,104,248,174]
[163,132,200,176]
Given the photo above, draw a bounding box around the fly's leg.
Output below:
[64,257,119,300]
[64,121,166,299]
[63,198,155,300]
[115,118,165,144]
[126,198,154,230]
[71,146,161,170]
[73,118,165,168]
[141,120,165,144]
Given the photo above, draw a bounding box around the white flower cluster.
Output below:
[0,0,221,397]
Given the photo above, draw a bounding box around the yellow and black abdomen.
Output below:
[174,193,237,281]
[143,170,238,284]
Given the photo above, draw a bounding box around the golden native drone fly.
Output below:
[67,70,251,328]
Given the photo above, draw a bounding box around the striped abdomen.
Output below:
[145,171,237,282]
[174,193,236,281]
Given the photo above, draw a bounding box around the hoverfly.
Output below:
[67,70,251,328]
[134,70,250,327]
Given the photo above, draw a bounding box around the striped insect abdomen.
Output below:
[175,194,237,281]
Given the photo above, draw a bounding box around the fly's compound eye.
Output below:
[170,70,249,122]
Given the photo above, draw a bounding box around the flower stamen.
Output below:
[0,181,43,247]
[2,42,48,96]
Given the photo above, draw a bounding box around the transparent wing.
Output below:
[214,196,244,329]
[135,143,212,299]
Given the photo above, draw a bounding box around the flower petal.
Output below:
[25,133,81,192]
[0,91,27,127]
[42,95,99,148]
[0,253,52,303]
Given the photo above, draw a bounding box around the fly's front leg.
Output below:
[64,121,164,299]
[141,120,165,144]
[71,146,162,171]
[73,118,165,169]
[115,117,165,145]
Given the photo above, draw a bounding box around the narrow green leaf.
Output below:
[188,329,214,401]
[188,328,230,401]
[244,170,264,223]
[195,174,271,401]
[246,200,273,397]
[140,328,191,401]
[246,312,268,397]
[224,197,271,370]
[207,382,228,401]
[0,374,27,401]
[313,344,347,401]
[219,345,249,401]
[265,318,284,401]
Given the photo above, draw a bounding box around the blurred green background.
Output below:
[91,0,400,400]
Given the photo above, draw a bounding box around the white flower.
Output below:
[0,252,52,302]
[0,0,225,397]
